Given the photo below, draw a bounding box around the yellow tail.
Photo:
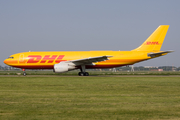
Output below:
[132,25,169,51]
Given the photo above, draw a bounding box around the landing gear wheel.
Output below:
[23,72,26,76]
[78,72,89,76]
[84,72,89,76]
[78,72,84,76]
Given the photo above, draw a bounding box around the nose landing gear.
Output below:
[22,69,26,76]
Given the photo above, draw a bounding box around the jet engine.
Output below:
[53,62,75,73]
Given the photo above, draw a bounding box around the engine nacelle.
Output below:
[54,62,75,73]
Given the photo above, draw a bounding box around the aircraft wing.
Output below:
[148,50,174,57]
[67,56,112,65]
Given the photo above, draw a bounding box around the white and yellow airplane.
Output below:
[4,25,173,76]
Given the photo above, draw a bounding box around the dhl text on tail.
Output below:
[4,25,173,76]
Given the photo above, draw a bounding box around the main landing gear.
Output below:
[22,69,26,76]
[78,65,89,76]
[78,72,89,76]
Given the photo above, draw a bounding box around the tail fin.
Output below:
[132,25,169,51]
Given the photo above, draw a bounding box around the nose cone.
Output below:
[4,59,9,65]
[4,55,18,67]
[4,58,18,66]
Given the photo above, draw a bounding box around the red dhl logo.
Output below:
[26,55,66,63]
[144,41,161,45]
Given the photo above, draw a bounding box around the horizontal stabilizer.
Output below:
[148,50,174,57]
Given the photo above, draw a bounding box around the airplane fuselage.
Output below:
[4,51,151,69]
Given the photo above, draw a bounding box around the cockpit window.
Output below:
[8,56,14,59]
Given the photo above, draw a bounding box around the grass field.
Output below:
[0,76,180,120]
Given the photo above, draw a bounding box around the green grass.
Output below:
[0,76,180,120]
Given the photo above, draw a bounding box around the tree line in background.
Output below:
[0,65,180,71]
[117,66,179,71]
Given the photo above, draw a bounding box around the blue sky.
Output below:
[0,0,180,67]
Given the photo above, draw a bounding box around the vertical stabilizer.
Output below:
[132,25,169,51]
